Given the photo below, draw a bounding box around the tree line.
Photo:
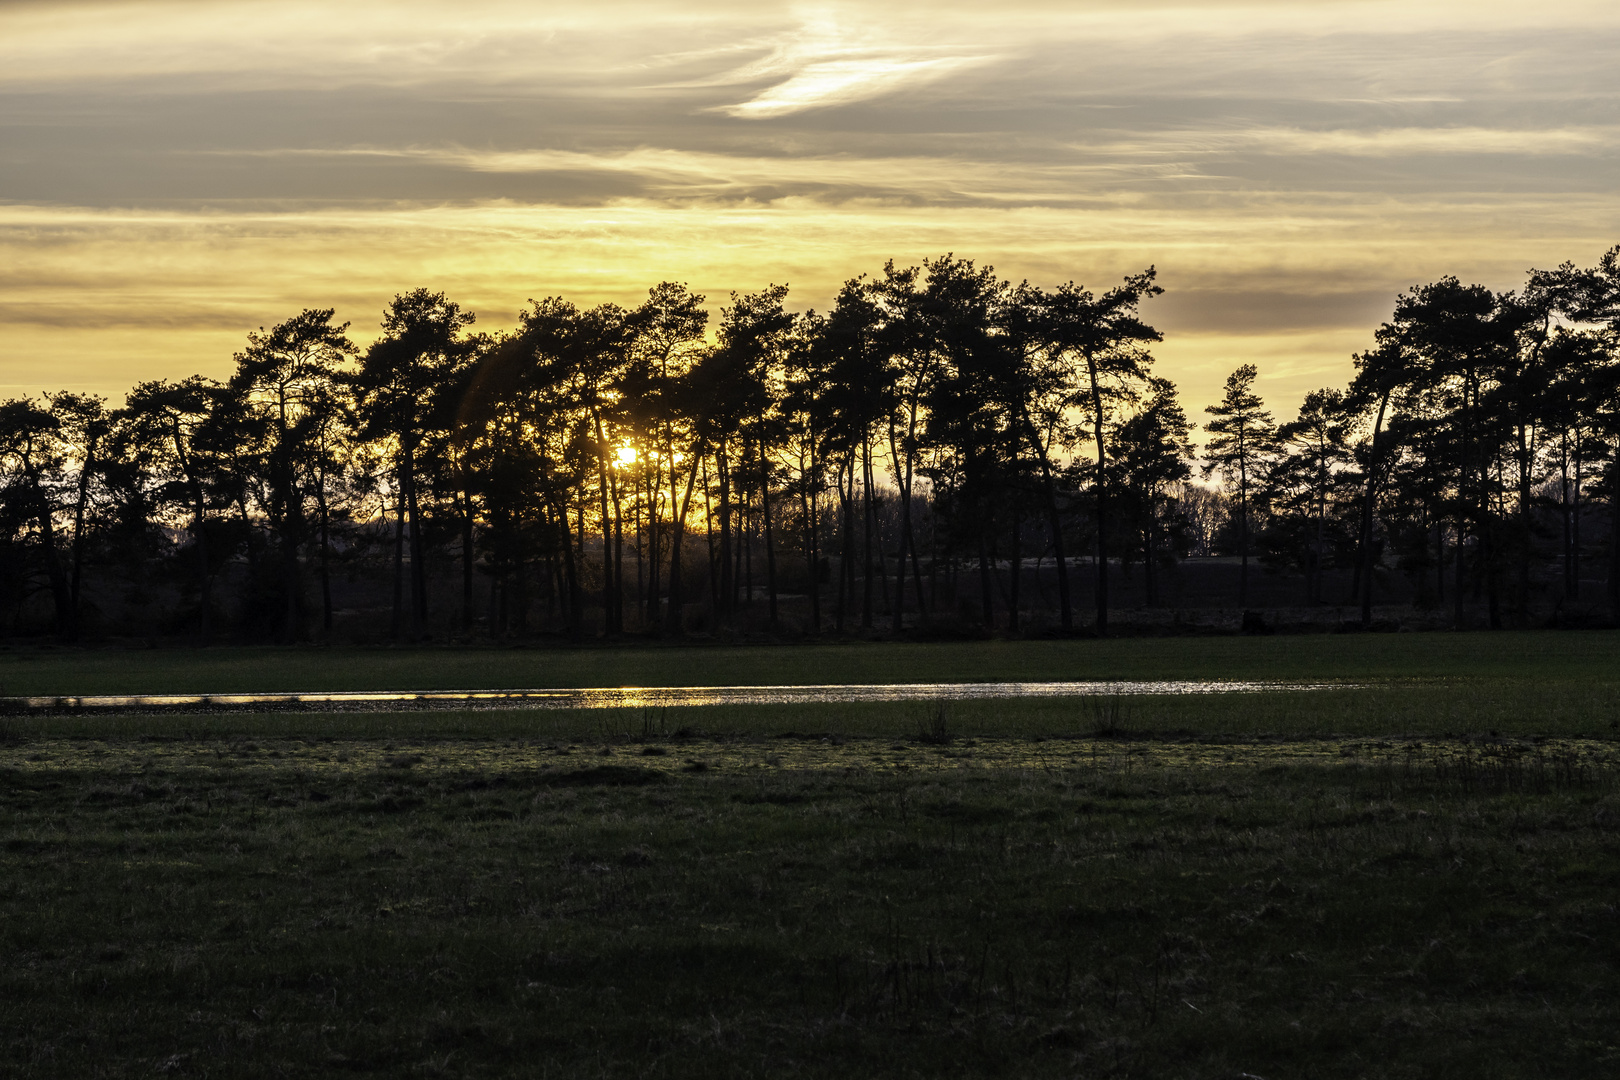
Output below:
[3,248,1618,643]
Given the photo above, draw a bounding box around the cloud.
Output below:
[719,55,992,118]
[2,195,1614,411]
[3,0,1619,410]
[646,9,1001,117]
[1152,288,1395,334]
[4,1,1617,89]
[1136,126,1620,159]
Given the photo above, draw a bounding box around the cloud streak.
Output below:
[719,56,992,118]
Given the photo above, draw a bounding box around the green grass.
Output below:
[3,732,1618,1078]
[5,635,1619,1076]
[3,629,1619,696]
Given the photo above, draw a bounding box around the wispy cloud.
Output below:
[649,10,1000,117]
[719,55,990,118]
[4,191,1614,409]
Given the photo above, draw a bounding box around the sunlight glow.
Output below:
[720,55,989,118]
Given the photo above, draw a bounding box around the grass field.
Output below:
[3,729,1618,1078]
[3,629,1619,696]
[3,634,1618,1077]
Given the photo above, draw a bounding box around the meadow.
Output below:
[2,632,1618,1077]
[3,630,1618,695]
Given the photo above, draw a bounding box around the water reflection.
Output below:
[8,681,1351,712]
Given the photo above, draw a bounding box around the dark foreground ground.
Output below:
[3,726,1617,1078]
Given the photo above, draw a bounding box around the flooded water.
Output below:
[5,680,1352,712]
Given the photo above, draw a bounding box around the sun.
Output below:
[614,445,638,467]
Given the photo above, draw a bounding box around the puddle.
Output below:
[2,680,1356,713]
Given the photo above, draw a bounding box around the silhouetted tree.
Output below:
[1270,388,1353,605]
[122,377,229,638]
[1204,364,1277,608]
[230,308,356,640]
[1384,279,1519,628]
[1113,376,1194,607]
[629,283,709,633]
[1044,269,1163,635]
[349,290,474,638]
[0,399,74,635]
[1345,337,1418,625]
[43,392,108,637]
[24,247,1620,641]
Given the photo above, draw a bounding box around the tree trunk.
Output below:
[1484,451,1502,631]
[799,446,820,632]
[462,471,476,633]
[196,505,211,643]
[317,489,333,633]
[514,550,529,633]
[1572,446,1583,599]
[559,501,582,641]
[1311,480,1326,606]
[1561,449,1574,601]
[1454,521,1467,628]
[646,456,662,627]
[279,483,300,645]
[1517,424,1533,624]
[1047,489,1073,629]
[931,510,942,614]
[597,455,615,633]
[612,474,624,635]
[743,460,754,609]
[868,450,889,618]
[168,420,211,641]
[634,469,645,629]
[403,448,427,637]
[236,489,259,577]
[1087,361,1109,636]
[578,500,590,630]
[860,440,874,628]
[761,443,778,627]
[1435,521,1444,608]
[25,457,72,638]
[909,515,928,621]
[492,570,503,637]
[1358,391,1390,626]
[889,422,908,633]
[1609,448,1620,622]
[977,536,994,630]
[703,455,719,613]
[1007,509,1021,634]
[835,455,854,633]
[1144,496,1157,608]
[1238,456,1250,611]
[717,450,732,618]
[390,498,405,640]
[666,447,701,636]
[68,436,96,638]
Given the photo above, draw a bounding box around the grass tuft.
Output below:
[914,702,952,744]
[1085,694,1132,737]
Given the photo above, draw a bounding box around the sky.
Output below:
[2,0,1618,418]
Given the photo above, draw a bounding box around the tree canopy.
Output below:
[4,247,1619,641]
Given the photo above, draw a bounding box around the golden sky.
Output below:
[2,0,1618,418]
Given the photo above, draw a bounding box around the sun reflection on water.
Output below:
[5,681,1359,712]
